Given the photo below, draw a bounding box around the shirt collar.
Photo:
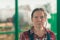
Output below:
[30,26,47,38]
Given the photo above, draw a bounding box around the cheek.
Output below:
[32,18,37,23]
[42,18,46,22]
[32,19,37,25]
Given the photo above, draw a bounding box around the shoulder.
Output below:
[20,31,29,36]
[47,30,56,40]
[47,30,55,36]
[20,30,29,38]
[20,31,29,40]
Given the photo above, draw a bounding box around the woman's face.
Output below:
[32,11,46,27]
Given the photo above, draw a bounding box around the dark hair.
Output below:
[31,8,47,18]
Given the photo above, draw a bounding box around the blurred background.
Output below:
[0,0,15,40]
[18,0,57,40]
[0,0,57,40]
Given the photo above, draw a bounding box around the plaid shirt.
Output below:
[20,27,55,40]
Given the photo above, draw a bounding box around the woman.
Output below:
[20,8,55,40]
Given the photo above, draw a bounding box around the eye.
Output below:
[34,16,38,18]
[40,16,44,19]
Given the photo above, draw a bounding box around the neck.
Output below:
[34,25,44,30]
[33,26,46,37]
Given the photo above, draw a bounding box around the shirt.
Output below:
[20,27,55,40]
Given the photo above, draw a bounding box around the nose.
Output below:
[38,17,42,21]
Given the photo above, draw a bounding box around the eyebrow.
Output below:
[33,16,45,18]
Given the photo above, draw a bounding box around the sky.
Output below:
[0,0,57,20]
[18,0,57,13]
[0,0,57,13]
[0,0,15,9]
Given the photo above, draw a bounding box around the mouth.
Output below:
[37,22,42,24]
[36,23,43,26]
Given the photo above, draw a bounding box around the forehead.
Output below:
[33,11,45,16]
